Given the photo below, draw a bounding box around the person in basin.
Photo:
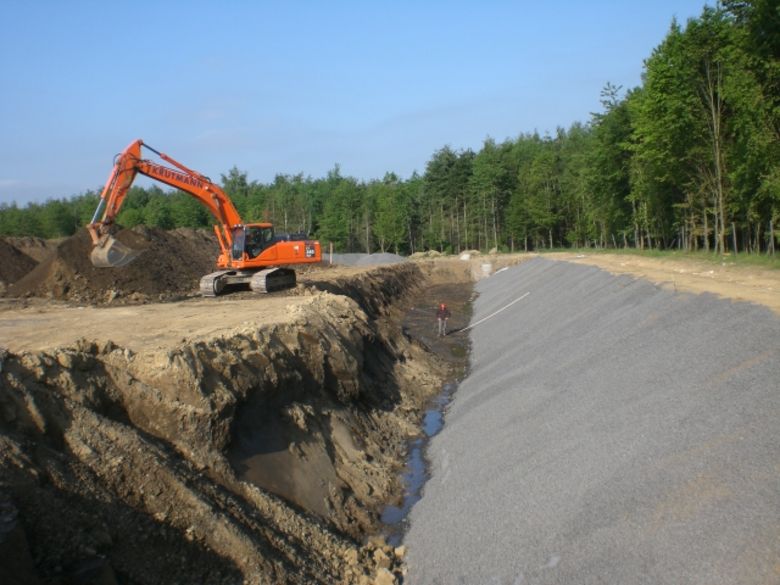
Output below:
[436,303,451,337]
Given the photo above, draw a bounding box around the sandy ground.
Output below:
[550,252,780,315]
[0,258,494,355]
[0,265,383,354]
[0,295,314,353]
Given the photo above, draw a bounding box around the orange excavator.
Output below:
[87,139,321,296]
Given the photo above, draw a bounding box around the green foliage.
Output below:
[169,192,211,228]
[143,194,174,229]
[371,173,408,253]
[422,146,474,251]
[587,85,633,246]
[116,207,144,228]
[317,170,366,252]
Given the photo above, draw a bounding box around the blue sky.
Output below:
[1,0,708,205]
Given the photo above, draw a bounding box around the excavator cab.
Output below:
[247,225,274,258]
[231,225,275,260]
[231,227,246,262]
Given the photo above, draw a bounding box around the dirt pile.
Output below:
[0,240,37,288]
[0,262,465,584]
[7,227,220,304]
[2,236,63,263]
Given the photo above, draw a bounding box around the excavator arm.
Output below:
[88,139,243,267]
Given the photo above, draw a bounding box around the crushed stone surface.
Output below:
[404,257,780,584]
[327,252,407,266]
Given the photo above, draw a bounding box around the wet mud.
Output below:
[380,282,474,546]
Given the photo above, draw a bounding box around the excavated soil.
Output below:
[0,227,516,585]
[0,241,37,289]
[6,227,220,304]
[2,236,64,263]
[0,272,443,584]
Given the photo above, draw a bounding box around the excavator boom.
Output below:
[88,141,143,266]
[88,140,243,265]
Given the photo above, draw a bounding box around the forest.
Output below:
[1,1,777,255]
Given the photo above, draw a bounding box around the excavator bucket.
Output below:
[90,235,142,268]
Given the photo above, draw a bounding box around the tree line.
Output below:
[1,1,777,255]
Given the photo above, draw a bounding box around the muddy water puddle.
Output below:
[381,282,474,545]
[380,381,456,545]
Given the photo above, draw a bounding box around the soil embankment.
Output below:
[550,251,780,315]
[0,226,514,584]
[10,226,774,583]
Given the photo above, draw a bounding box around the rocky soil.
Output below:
[0,227,502,585]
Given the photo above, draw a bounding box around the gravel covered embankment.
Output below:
[405,257,780,585]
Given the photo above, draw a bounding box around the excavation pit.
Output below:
[0,231,516,584]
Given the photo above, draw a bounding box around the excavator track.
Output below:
[199,268,297,297]
[250,268,297,293]
[199,270,231,297]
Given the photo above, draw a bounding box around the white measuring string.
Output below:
[460,291,530,333]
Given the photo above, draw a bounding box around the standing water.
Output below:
[381,382,457,546]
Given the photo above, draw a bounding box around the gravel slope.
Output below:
[404,257,780,585]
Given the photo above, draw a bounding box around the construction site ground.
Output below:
[0,227,778,585]
[3,248,777,356]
